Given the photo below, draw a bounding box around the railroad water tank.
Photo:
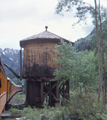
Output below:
[20,26,71,78]
[20,27,73,107]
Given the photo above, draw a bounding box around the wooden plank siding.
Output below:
[0,63,7,115]
[0,62,22,115]
[0,92,6,116]
[23,40,61,77]
[0,66,7,95]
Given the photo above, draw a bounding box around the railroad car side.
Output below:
[0,58,22,115]
[0,60,7,116]
[6,78,22,104]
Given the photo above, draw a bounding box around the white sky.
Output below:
[0,0,106,49]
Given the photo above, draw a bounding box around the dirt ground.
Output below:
[9,92,25,105]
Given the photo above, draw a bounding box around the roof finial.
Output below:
[45,26,48,31]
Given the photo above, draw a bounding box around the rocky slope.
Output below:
[0,48,20,74]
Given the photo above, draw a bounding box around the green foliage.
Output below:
[22,106,41,120]
[56,0,107,25]
[9,89,107,120]
[9,107,21,115]
[16,92,25,101]
[22,79,26,93]
[77,50,98,86]
[12,78,22,85]
[53,40,98,88]
[20,106,63,120]
[56,0,107,55]
[48,87,107,120]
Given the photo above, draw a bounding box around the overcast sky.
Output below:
[0,0,106,50]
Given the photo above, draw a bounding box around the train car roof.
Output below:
[7,77,22,88]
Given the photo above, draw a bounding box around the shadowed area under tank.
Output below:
[24,63,55,77]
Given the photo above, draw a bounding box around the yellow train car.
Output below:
[0,58,7,115]
[6,78,22,104]
[0,58,22,116]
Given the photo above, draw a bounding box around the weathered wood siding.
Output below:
[0,66,7,95]
[23,40,61,77]
[0,64,7,115]
[0,92,6,115]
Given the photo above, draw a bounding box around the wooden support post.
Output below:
[46,82,48,103]
[25,79,28,105]
[49,81,51,106]
[41,81,44,104]
[66,80,69,100]
[63,82,65,98]
[56,81,59,102]
[20,48,22,80]
[33,81,35,105]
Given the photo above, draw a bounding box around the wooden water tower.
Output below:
[20,26,73,107]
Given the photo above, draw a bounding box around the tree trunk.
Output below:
[105,45,107,102]
[99,0,106,103]
[94,0,103,102]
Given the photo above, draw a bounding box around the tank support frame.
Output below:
[25,77,69,107]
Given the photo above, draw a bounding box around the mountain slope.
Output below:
[0,48,20,74]
[74,20,107,51]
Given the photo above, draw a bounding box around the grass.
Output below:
[8,87,107,120]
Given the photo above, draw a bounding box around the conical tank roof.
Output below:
[20,26,73,47]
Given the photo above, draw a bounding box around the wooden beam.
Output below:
[49,81,51,106]
[43,83,49,91]
[41,81,44,103]
[56,81,59,101]
[51,83,57,90]
[65,80,69,100]
[44,91,49,98]
[20,48,22,80]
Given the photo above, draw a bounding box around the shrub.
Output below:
[9,107,21,115]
